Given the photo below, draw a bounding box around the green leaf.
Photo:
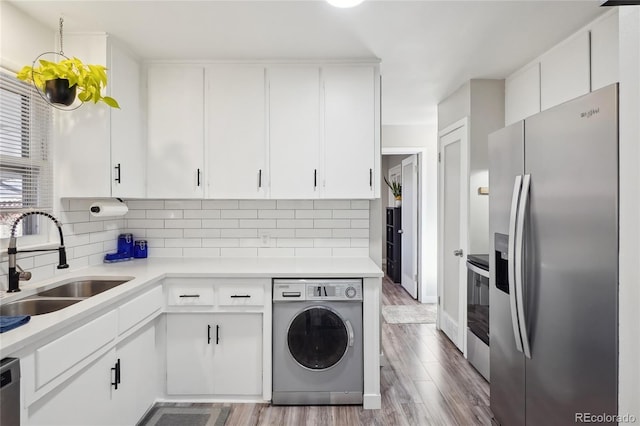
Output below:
[103,96,120,108]
[77,91,91,102]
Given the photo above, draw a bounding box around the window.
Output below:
[0,71,53,239]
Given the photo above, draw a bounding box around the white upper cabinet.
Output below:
[540,31,590,111]
[206,65,266,199]
[57,34,144,198]
[322,66,375,198]
[268,66,320,199]
[505,63,541,125]
[147,65,204,198]
[591,11,619,91]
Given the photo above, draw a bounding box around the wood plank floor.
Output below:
[184,277,491,425]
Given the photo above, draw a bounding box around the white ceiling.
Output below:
[9,0,606,126]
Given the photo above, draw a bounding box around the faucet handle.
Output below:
[16,264,32,281]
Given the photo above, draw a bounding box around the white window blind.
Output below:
[0,71,53,238]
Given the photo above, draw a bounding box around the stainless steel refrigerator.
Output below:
[488,84,618,425]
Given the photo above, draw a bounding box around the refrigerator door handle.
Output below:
[515,173,532,359]
[508,175,524,353]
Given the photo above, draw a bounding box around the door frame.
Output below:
[401,155,419,299]
[381,147,434,303]
[437,117,469,352]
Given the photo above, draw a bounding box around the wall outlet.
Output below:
[260,233,270,247]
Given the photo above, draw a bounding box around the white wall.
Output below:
[618,5,640,420]
[381,125,438,303]
[0,2,54,72]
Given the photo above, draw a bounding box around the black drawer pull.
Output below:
[216,325,220,345]
[207,325,211,344]
[111,359,121,390]
[230,294,251,298]
[179,294,200,298]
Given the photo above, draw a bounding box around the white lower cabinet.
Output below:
[166,313,262,396]
[27,324,157,426]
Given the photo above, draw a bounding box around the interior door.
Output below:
[401,155,418,299]
[438,121,468,351]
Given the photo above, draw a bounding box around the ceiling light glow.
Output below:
[326,0,365,8]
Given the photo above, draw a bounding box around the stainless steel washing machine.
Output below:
[272,278,363,405]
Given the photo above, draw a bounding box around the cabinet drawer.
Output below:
[36,310,117,388]
[218,285,264,306]
[118,286,162,334]
[167,285,214,306]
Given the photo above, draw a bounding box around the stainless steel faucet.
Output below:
[7,211,69,293]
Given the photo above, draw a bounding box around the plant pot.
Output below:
[394,197,402,207]
[44,78,77,106]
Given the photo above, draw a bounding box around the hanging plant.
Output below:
[15,17,119,109]
[17,57,119,108]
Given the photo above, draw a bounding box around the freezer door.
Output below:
[488,122,525,426]
[524,84,618,425]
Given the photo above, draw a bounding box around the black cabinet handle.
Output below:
[216,325,220,345]
[314,169,317,188]
[197,168,201,186]
[369,168,372,187]
[115,163,121,183]
[207,325,211,344]
[258,169,262,188]
[179,294,200,298]
[111,359,121,389]
[230,294,251,298]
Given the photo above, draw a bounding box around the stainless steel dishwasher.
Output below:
[1,358,20,425]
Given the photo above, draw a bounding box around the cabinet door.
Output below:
[166,314,214,395]
[110,41,145,198]
[56,34,111,198]
[112,324,157,425]
[591,12,619,91]
[147,66,204,198]
[28,349,115,426]
[505,63,541,125]
[268,66,320,199]
[322,66,375,198]
[540,31,590,111]
[206,66,266,199]
[211,313,262,395]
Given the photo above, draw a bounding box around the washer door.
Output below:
[287,306,351,370]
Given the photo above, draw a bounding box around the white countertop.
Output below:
[0,257,382,357]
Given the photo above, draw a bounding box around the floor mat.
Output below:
[382,304,437,324]
[138,405,230,426]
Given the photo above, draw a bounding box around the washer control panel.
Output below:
[273,279,362,301]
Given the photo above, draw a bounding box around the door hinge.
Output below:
[438,296,441,305]
[438,152,441,163]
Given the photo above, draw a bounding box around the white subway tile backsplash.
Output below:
[165,200,202,210]
[184,229,220,238]
[259,210,294,219]
[315,238,350,248]
[103,220,125,231]
[314,219,350,229]
[260,229,295,238]
[183,248,221,257]
[125,219,164,229]
[221,210,257,219]
[332,248,369,257]
[68,199,94,211]
[277,200,313,210]
[333,228,369,238]
[277,238,314,248]
[89,253,105,265]
[351,220,369,229]
[295,229,332,238]
[149,247,183,257]
[60,211,90,224]
[147,228,183,238]
[295,210,331,219]
[258,248,294,257]
[202,219,239,229]
[240,219,276,229]
[239,238,275,248]
[221,247,257,257]
[351,200,369,209]
[165,238,202,248]
[89,230,119,244]
[295,248,332,257]
[203,239,240,248]
[73,221,104,234]
[277,219,313,229]
[127,200,165,210]
[165,219,202,229]
[332,209,369,219]
[34,252,59,268]
[221,229,258,238]
[147,209,183,219]
[202,200,239,210]
[124,210,146,219]
[145,238,165,248]
[351,238,370,248]
[74,242,106,258]
[184,210,221,219]
[124,229,147,238]
[65,234,92,248]
[314,200,351,209]
[239,200,276,209]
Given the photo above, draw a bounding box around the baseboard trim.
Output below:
[363,393,382,409]
[422,295,437,304]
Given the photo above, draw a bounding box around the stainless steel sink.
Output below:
[0,298,81,316]
[37,279,131,298]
